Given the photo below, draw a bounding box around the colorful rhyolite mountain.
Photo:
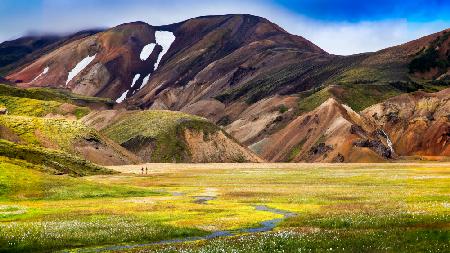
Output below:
[1,14,449,163]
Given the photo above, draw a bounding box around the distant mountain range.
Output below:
[0,14,448,165]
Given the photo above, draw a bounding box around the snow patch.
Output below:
[154,31,175,70]
[31,66,49,82]
[66,54,97,85]
[139,74,151,89]
[131,74,141,88]
[140,43,156,61]
[116,90,129,103]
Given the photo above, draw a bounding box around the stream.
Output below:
[69,196,297,253]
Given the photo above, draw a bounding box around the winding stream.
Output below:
[70,196,297,253]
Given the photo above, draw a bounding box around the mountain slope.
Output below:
[362,88,450,157]
[2,14,449,163]
[129,14,333,110]
[0,115,141,166]
[82,109,263,163]
[0,83,114,110]
[7,22,155,100]
[0,84,141,166]
[258,88,449,162]
[5,15,334,109]
[0,30,102,76]
[330,29,450,89]
[0,139,114,176]
[8,14,447,113]
[260,98,393,162]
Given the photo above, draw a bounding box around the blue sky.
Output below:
[1,0,449,55]
[275,0,450,22]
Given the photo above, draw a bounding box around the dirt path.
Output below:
[108,162,450,174]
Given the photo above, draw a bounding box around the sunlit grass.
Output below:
[1,162,449,252]
[130,228,450,253]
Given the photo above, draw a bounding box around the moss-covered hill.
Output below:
[83,110,262,163]
[0,114,141,166]
[297,83,405,114]
[0,84,140,176]
[0,95,90,118]
[0,139,112,176]
[0,84,114,110]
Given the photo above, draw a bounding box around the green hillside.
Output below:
[102,110,220,162]
[0,83,113,108]
[0,139,112,176]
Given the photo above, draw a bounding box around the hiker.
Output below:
[141,167,144,174]
[145,167,148,174]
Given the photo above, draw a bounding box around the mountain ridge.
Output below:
[0,14,449,163]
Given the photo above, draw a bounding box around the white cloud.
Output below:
[1,0,449,55]
[269,12,449,54]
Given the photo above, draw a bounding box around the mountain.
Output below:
[1,14,449,163]
[7,22,153,99]
[258,88,449,162]
[0,30,102,76]
[260,98,390,162]
[128,14,330,108]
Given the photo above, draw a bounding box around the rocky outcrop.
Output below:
[353,139,393,159]
[362,88,450,157]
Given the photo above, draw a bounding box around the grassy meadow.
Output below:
[1,162,449,252]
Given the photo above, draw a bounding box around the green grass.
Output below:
[297,87,332,114]
[409,31,450,75]
[0,157,157,201]
[0,158,205,252]
[0,83,113,107]
[331,67,382,84]
[0,139,112,176]
[0,216,206,253]
[0,163,450,252]
[336,83,402,112]
[132,228,450,253]
[0,95,90,118]
[103,111,205,144]
[0,115,124,176]
[0,115,97,150]
[102,110,219,162]
[287,138,306,162]
[297,83,403,113]
[103,163,449,253]
[1,162,449,252]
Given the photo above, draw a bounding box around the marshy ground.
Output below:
[1,162,450,252]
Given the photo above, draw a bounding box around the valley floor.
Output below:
[1,162,450,252]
